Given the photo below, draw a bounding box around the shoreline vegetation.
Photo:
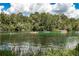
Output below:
[0,12,79,33]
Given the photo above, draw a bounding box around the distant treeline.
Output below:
[0,12,79,32]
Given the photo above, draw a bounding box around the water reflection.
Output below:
[0,32,79,55]
[65,36,79,49]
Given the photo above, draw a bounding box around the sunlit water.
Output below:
[0,32,79,55]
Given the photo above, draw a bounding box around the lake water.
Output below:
[0,32,79,56]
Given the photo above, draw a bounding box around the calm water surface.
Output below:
[0,32,79,55]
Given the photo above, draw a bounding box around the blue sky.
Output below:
[0,3,11,11]
[73,3,79,9]
[0,3,79,11]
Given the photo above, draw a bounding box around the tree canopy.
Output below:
[0,12,79,32]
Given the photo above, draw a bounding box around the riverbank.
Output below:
[0,30,78,35]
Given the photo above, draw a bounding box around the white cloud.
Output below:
[51,3,79,19]
[6,3,29,14]
[5,3,52,15]
[51,3,73,14]
[29,3,52,13]
[0,6,4,13]
[1,3,79,19]
[65,4,79,19]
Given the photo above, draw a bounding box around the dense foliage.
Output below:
[0,12,79,32]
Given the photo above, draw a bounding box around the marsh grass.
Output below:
[0,50,16,56]
[0,47,79,56]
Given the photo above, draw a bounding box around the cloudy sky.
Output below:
[0,3,79,19]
